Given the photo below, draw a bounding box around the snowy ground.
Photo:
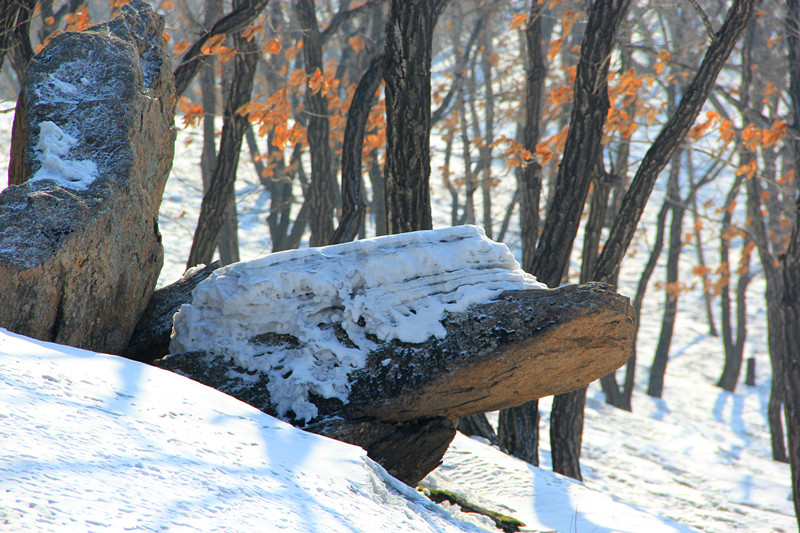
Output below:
[0,109,795,532]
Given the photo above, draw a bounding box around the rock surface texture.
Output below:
[124,262,220,363]
[1,0,175,354]
[157,227,636,484]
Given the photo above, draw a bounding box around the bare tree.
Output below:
[383,0,449,234]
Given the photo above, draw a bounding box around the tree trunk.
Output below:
[716,18,756,392]
[687,151,719,337]
[777,9,800,500]
[608,189,670,410]
[479,23,495,238]
[528,0,631,481]
[498,0,551,467]
[198,0,238,267]
[443,133,460,227]
[368,154,387,236]
[496,189,519,243]
[582,0,753,475]
[331,53,384,244]
[457,414,499,447]
[295,0,336,246]
[532,0,630,288]
[186,14,260,268]
[498,403,539,466]
[647,149,685,398]
[746,171,789,461]
[453,14,476,226]
[200,0,219,193]
[550,386,586,481]
[383,0,449,234]
[3,0,34,82]
[781,0,800,486]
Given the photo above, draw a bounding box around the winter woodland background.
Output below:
[1,0,799,531]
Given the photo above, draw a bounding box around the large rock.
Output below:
[154,227,635,484]
[124,262,221,363]
[0,0,175,354]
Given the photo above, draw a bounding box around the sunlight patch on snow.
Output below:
[171,225,544,421]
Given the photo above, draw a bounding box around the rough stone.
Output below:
[156,282,635,484]
[0,0,175,354]
[124,262,221,363]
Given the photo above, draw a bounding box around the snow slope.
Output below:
[0,329,484,533]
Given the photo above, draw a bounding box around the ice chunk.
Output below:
[28,121,97,190]
[170,225,545,421]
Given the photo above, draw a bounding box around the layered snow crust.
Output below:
[170,225,544,421]
[29,121,97,190]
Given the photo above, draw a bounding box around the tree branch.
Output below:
[173,0,269,98]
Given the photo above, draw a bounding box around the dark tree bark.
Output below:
[478,23,495,238]
[383,0,449,234]
[0,0,34,78]
[173,0,269,98]
[549,386,586,480]
[452,12,477,226]
[498,0,551,467]
[614,192,670,410]
[7,0,33,82]
[531,0,631,288]
[443,131,460,226]
[186,16,260,268]
[197,0,238,267]
[687,151,719,338]
[780,205,800,521]
[746,163,789,462]
[716,18,756,393]
[543,0,753,480]
[527,0,631,482]
[647,148,685,398]
[498,404,538,465]
[591,0,755,285]
[781,0,800,494]
[295,0,337,246]
[200,0,221,193]
[779,12,800,521]
[496,189,519,243]
[368,155,387,236]
[37,0,81,45]
[331,53,384,244]
[457,414,500,447]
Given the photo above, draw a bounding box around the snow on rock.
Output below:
[28,121,97,190]
[0,329,485,533]
[170,225,544,421]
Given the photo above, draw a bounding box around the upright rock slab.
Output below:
[0,0,175,353]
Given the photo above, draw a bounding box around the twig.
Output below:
[686,0,716,40]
